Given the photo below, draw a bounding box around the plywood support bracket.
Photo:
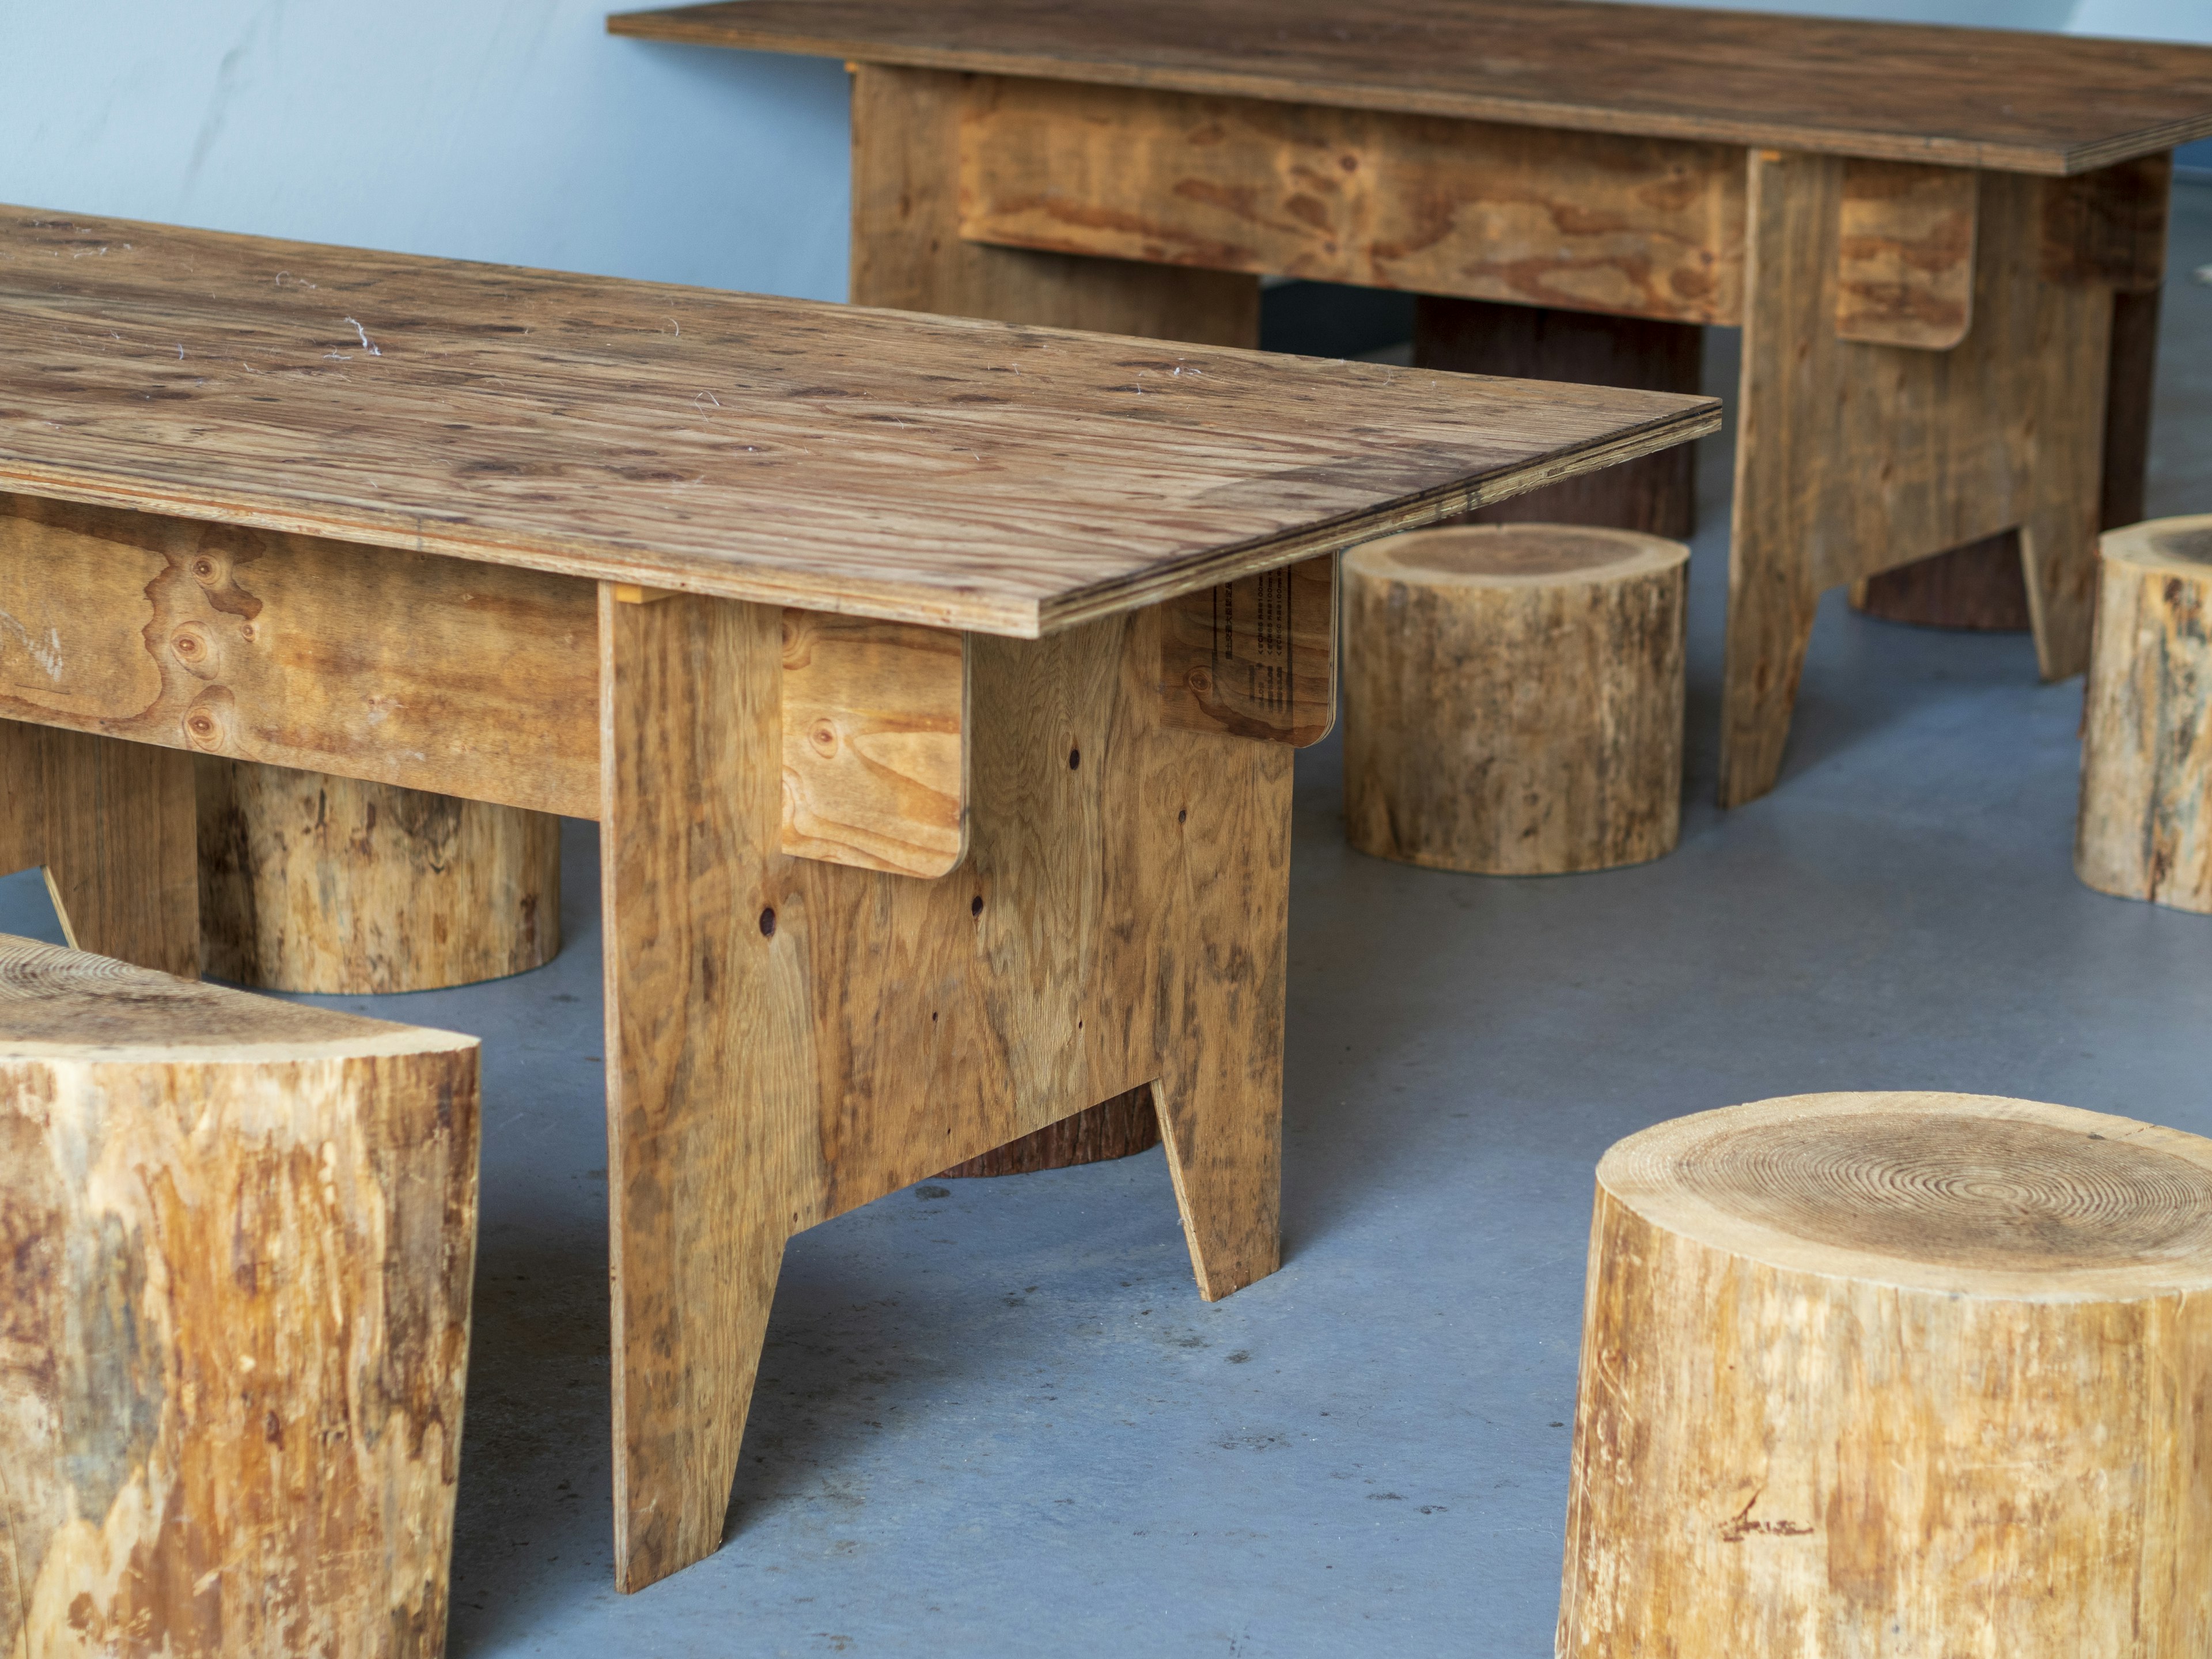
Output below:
[780,608,970,877]
[1157,555,1337,748]
[1835,158,1978,350]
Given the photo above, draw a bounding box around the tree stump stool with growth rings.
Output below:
[1559,1089,2212,1657]
[1344,523,1687,874]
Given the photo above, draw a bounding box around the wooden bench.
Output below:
[0,207,1714,1593]
[0,933,477,1657]
[610,0,2212,806]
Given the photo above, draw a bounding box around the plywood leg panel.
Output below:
[1855,276,2157,633]
[1149,721,1291,1301]
[599,597,1292,1590]
[1412,297,1702,539]
[0,717,197,974]
[848,69,1260,1169]
[1850,529,2032,632]
[2101,285,2162,536]
[1720,153,2109,806]
[600,589,817,1594]
[851,63,1259,346]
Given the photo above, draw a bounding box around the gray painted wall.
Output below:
[0,1,2204,303]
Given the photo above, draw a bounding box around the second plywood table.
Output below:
[613,0,2212,805]
[0,207,1713,1594]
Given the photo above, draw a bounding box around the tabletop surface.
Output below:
[0,209,1712,637]
[611,0,2212,176]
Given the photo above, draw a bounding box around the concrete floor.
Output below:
[7,183,2209,1658]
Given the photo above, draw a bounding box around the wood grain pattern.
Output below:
[1851,154,2169,631]
[2041,153,2172,290]
[1412,298,1702,540]
[852,64,1261,348]
[2101,284,2164,536]
[0,209,1711,638]
[1834,160,1977,350]
[0,493,599,817]
[959,77,1745,325]
[611,0,2212,176]
[935,1084,1158,1178]
[601,588,1290,1588]
[1344,527,1686,874]
[0,719,196,976]
[0,933,479,1658]
[781,609,968,878]
[1719,153,2109,806]
[1157,555,1335,749]
[1850,529,2032,632]
[600,588,802,1594]
[2075,517,2212,914]
[198,759,562,991]
[1560,1091,2212,1656]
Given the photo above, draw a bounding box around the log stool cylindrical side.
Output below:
[2077,514,2212,913]
[0,933,480,1657]
[1344,524,1686,875]
[1559,1090,2212,1658]
[198,757,562,992]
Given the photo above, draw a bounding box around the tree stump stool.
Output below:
[1559,1090,2212,1658]
[1344,524,1687,874]
[0,932,479,1657]
[2077,514,2212,913]
[198,757,561,992]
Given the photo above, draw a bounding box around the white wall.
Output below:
[0,0,851,298]
[0,0,2203,308]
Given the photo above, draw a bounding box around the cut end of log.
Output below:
[1562,1089,2212,1655]
[1599,1090,2212,1299]
[2101,513,2212,574]
[0,931,475,1060]
[1347,522,1685,587]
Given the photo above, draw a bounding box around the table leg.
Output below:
[2100,285,2162,535]
[1854,281,2164,630]
[851,62,1260,343]
[850,62,1265,1175]
[1412,297,1702,539]
[600,593,1290,1591]
[1721,153,2109,806]
[0,717,196,972]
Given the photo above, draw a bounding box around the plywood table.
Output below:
[0,207,1713,1594]
[611,0,2212,806]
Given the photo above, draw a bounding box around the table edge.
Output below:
[0,399,1717,640]
[607,10,2212,175]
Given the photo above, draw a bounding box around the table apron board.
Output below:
[950,71,2171,343]
[0,491,1336,880]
